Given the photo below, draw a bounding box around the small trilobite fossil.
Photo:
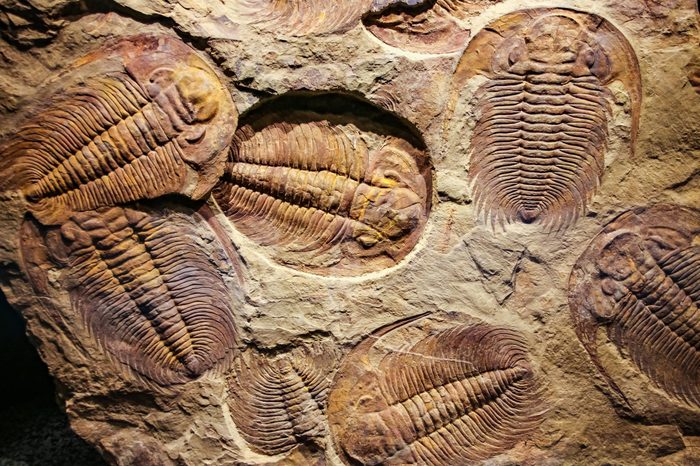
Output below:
[569,205,700,409]
[227,343,339,456]
[231,0,372,35]
[24,206,238,387]
[364,0,476,54]
[327,314,545,465]
[0,34,237,225]
[449,9,641,230]
[213,93,432,276]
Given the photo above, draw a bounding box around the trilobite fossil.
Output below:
[231,0,372,35]
[448,9,641,230]
[23,206,239,387]
[364,0,475,54]
[213,93,432,276]
[569,205,700,409]
[327,314,545,465]
[0,34,237,225]
[227,343,339,456]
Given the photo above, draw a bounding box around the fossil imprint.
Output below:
[0,35,236,225]
[24,206,239,387]
[569,205,700,409]
[364,0,473,54]
[227,343,339,456]
[327,315,545,465]
[230,0,373,35]
[449,9,641,230]
[214,94,432,276]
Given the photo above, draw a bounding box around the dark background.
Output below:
[0,290,106,466]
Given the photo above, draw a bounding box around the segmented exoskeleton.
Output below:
[58,206,238,387]
[569,205,700,410]
[232,0,371,35]
[328,315,546,465]
[228,344,338,455]
[364,0,472,54]
[449,9,641,231]
[0,35,236,225]
[213,94,431,276]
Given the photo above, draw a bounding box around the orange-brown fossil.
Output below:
[231,0,372,35]
[0,34,237,225]
[327,315,545,465]
[227,343,339,456]
[569,205,700,409]
[213,93,432,276]
[26,206,238,387]
[449,9,641,230]
[364,0,472,54]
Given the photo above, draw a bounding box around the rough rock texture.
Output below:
[0,1,698,465]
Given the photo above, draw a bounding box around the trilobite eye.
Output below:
[147,68,172,91]
[184,126,207,144]
[508,49,520,67]
[355,230,382,248]
[644,235,682,260]
[589,48,612,81]
[357,394,375,408]
[378,171,401,187]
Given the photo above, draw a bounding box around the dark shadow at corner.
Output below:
[0,289,106,466]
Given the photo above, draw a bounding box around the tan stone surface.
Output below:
[0,1,698,465]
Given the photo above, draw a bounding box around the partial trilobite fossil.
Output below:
[327,314,546,465]
[22,206,239,387]
[231,0,373,35]
[227,343,339,456]
[364,0,481,54]
[0,34,236,225]
[449,9,641,230]
[213,93,432,276]
[569,205,700,410]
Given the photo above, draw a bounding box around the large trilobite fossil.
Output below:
[227,343,339,456]
[213,93,432,276]
[327,314,545,465]
[21,206,239,387]
[569,205,700,410]
[448,8,641,230]
[0,34,237,225]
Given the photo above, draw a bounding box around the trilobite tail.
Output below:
[216,182,352,252]
[469,71,610,231]
[275,359,327,441]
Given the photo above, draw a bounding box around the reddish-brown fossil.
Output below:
[449,9,641,230]
[231,0,373,35]
[213,93,432,276]
[227,343,339,456]
[22,206,239,387]
[363,0,472,54]
[569,205,700,409]
[327,315,545,465]
[0,34,237,225]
